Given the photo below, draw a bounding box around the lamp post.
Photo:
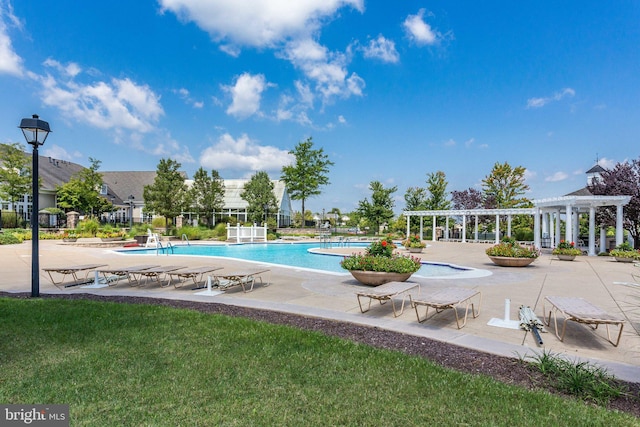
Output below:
[19,114,51,298]
[128,195,135,229]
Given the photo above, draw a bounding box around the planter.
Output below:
[62,238,77,242]
[348,270,413,286]
[407,247,424,254]
[556,254,576,261]
[488,256,536,267]
[614,257,636,263]
[100,237,124,242]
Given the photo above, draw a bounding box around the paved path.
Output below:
[1,239,638,382]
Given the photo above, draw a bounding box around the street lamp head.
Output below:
[19,114,51,147]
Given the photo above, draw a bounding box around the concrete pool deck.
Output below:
[1,239,639,382]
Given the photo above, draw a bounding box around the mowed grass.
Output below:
[0,298,637,426]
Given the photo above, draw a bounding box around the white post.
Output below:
[461,215,466,243]
[474,215,478,241]
[495,214,500,244]
[533,208,541,249]
[565,204,573,243]
[507,214,512,238]
[555,209,561,247]
[406,215,410,238]
[419,216,424,240]
[504,299,511,321]
[588,207,596,256]
[600,226,607,253]
[432,215,436,241]
[616,204,624,247]
[445,217,449,240]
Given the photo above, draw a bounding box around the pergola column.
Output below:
[554,209,561,247]
[507,215,512,237]
[533,208,541,248]
[573,212,580,245]
[588,207,596,256]
[474,215,479,241]
[565,204,573,243]
[495,214,500,244]
[600,226,607,253]
[432,215,436,241]
[462,215,467,243]
[445,216,450,240]
[549,212,555,248]
[616,204,624,246]
[419,216,424,240]
[406,215,410,238]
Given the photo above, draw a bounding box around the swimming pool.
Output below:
[118,242,478,278]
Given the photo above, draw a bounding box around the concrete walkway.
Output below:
[1,239,638,382]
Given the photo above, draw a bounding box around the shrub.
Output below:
[0,233,22,245]
[78,218,100,237]
[1,210,19,228]
[152,216,170,229]
[212,223,227,239]
[486,238,540,258]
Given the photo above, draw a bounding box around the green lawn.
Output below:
[0,297,637,426]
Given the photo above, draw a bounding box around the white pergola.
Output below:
[404,195,632,256]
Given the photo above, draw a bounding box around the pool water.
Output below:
[119,242,469,277]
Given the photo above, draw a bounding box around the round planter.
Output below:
[488,256,536,267]
[556,254,576,261]
[614,257,635,263]
[62,238,77,242]
[407,247,424,254]
[100,237,124,242]
[348,270,413,286]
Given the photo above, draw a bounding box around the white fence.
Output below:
[227,223,268,243]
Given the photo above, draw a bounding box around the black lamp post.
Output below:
[19,114,51,298]
[128,195,135,229]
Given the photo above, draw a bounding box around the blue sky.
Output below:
[1,1,638,215]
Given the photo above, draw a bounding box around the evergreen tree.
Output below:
[143,158,187,233]
[188,167,225,227]
[241,171,278,225]
[280,137,334,227]
[357,181,397,234]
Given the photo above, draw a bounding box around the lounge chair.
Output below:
[98,265,161,286]
[43,264,107,289]
[355,281,420,317]
[214,268,270,292]
[542,296,625,347]
[127,265,186,287]
[412,287,481,329]
[166,266,223,289]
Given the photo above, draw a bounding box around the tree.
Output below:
[481,162,531,208]
[241,171,278,225]
[280,137,334,227]
[425,171,450,210]
[0,143,31,220]
[143,158,187,233]
[404,186,427,232]
[589,159,640,247]
[56,158,104,216]
[188,167,225,227]
[451,188,484,210]
[357,181,397,234]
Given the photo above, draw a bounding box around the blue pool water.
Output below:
[119,242,469,277]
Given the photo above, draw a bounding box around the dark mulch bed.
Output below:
[3,292,639,417]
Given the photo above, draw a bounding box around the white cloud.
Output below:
[282,38,364,104]
[43,58,81,77]
[337,115,346,124]
[362,35,399,63]
[159,0,364,50]
[42,144,82,161]
[175,87,204,108]
[444,138,456,147]
[403,9,439,46]
[223,72,269,118]
[524,169,537,181]
[0,2,23,76]
[545,171,568,182]
[598,157,616,169]
[526,88,575,109]
[37,62,164,132]
[200,133,293,172]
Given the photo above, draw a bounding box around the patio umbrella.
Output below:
[519,305,545,345]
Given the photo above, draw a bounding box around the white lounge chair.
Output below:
[214,269,270,292]
[356,281,420,317]
[412,287,481,329]
[542,296,625,347]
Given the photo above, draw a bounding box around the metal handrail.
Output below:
[181,234,190,246]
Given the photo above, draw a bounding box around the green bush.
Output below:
[267,232,278,241]
[0,233,22,245]
[212,223,227,239]
[152,216,171,229]
[176,225,202,240]
[1,210,19,228]
[513,228,534,242]
[78,218,100,237]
